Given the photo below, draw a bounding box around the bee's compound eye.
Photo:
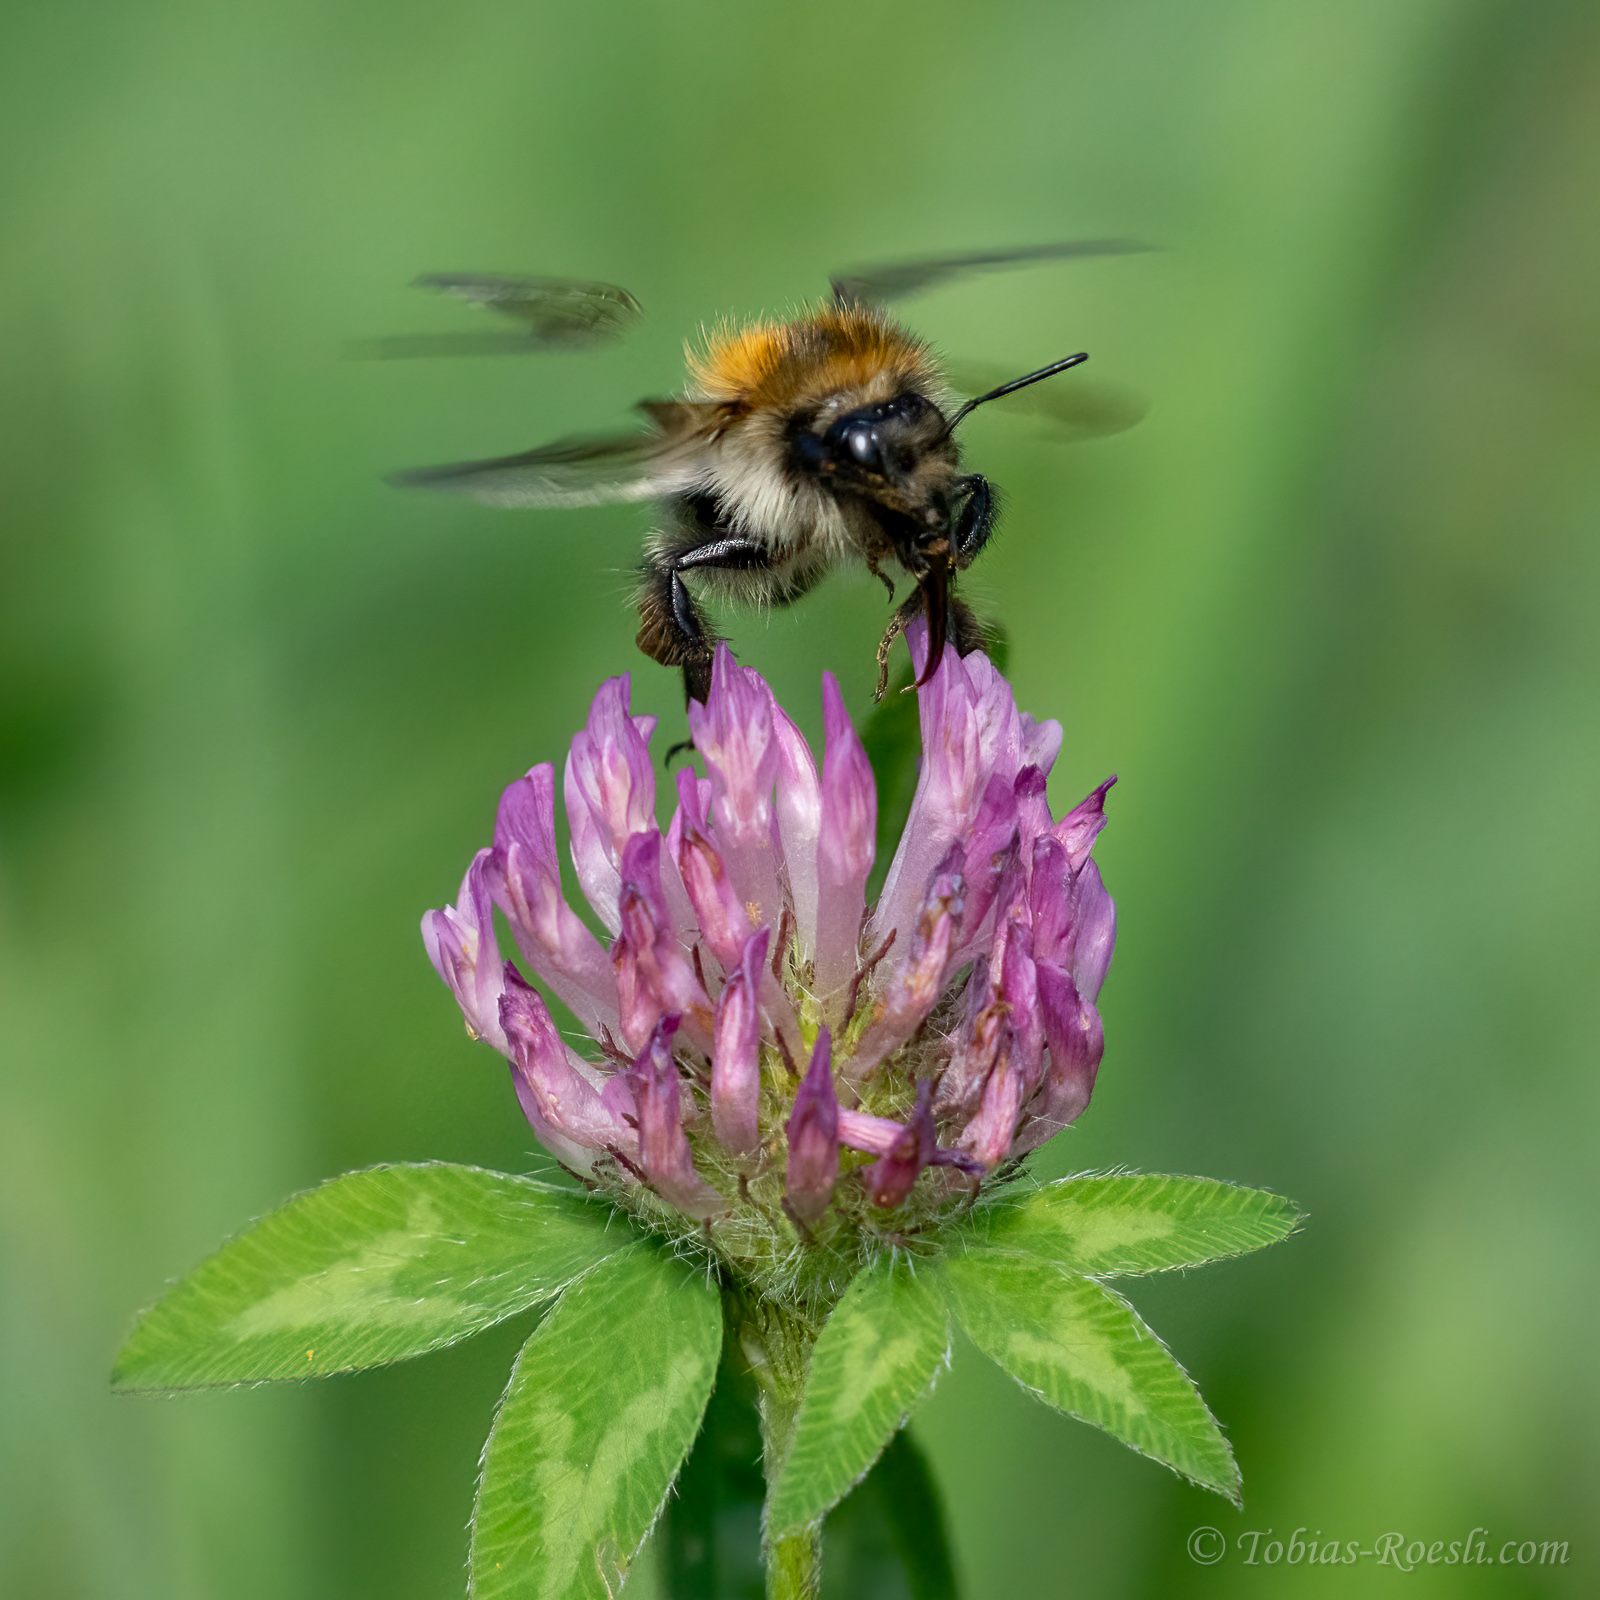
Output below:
[843,424,881,470]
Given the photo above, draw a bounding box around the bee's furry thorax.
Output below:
[688,301,943,414]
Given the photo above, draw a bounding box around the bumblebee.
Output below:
[388,243,1144,702]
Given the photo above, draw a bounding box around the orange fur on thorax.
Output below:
[688,302,939,413]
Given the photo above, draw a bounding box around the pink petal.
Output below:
[498,966,637,1173]
[1012,964,1105,1154]
[873,619,1026,953]
[711,927,767,1155]
[772,703,822,959]
[627,1015,724,1218]
[851,847,965,1078]
[837,1106,905,1157]
[958,1034,1027,1170]
[813,672,877,998]
[862,1081,937,1209]
[563,675,659,933]
[421,850,507,1053]
[1069,860,1117,1001]
[676,816,754,974]
[687,645,784,927]
[611,832,712,1054]
[1020,712,1063,775]
[486,764,620,1038]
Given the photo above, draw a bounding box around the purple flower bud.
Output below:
[810,672,878,998]
[712,927,768,1155]
[864,1081,938,1208]
[1056,775,1116,872]
[422,851,508,1052]
[784,1028,839,1225]
[611,832,711,1054]
[627,1015,724,1218]
[485,764,620,1038]
[688,645,783,926]
[499,965,637,1172]
[563,675,659,932]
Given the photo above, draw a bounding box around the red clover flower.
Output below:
[425,620,1116,1301]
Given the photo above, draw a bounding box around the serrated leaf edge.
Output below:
[111,1161,630,1394]
[937,1255,1243,1506]
[954,1168,1307,1276]
[765,1332,952,1539]
[466,1241,719,1600]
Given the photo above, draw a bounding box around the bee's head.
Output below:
[788,390,961,531]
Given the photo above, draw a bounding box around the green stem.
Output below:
[740,1300,824,1600]
[764,1523,822,1600]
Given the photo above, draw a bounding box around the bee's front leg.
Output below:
[874,586,994,700]
[952,475,997,564]
[874,589,927,701]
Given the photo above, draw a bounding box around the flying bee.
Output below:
[387,242,1146,702]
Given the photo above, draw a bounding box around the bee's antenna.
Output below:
[944,353,1090,434]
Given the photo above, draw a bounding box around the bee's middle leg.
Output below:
[635,536,777,704]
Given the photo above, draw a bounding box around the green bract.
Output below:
[116,1163,1299,1598]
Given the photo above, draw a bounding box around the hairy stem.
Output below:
[764,1523,822,1600]
[741,1299,824,1600]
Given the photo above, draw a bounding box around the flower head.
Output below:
[424,623,1116,1303]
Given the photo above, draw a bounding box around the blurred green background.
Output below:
[3,0,1597,1595]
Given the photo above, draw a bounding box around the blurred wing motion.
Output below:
[353,274,642,358]
[945,360,1149,441]
[830,240,1154,307]
[390,401,715,509]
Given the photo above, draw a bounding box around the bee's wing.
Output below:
[390,401,717,509]
[944,361,1148,442]
[830,241,1153,308]
[353,274,642,358]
